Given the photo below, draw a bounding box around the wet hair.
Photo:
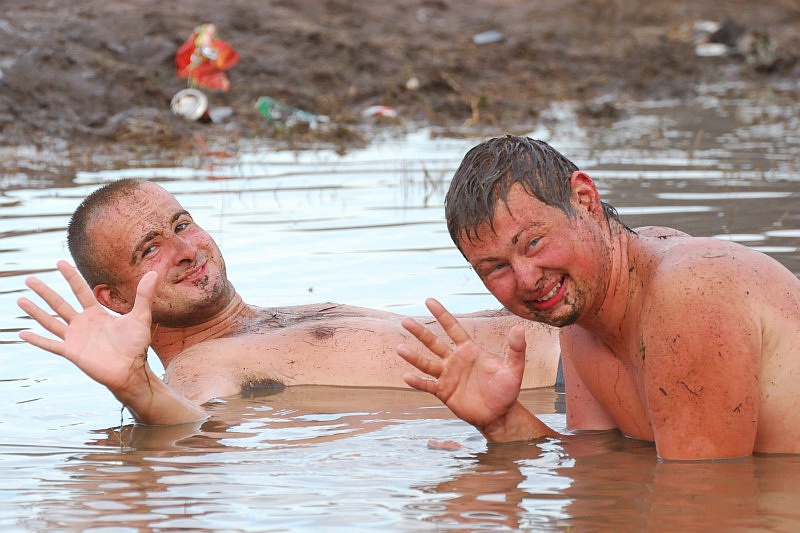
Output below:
[67,178,147,288]
[445,135,624,249]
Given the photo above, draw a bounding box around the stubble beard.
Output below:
[524,291,583,328]
[151,274,234,327]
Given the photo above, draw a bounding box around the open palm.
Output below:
[397,298,526,429]
[17,260,155,392]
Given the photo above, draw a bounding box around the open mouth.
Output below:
[531,276,566,309]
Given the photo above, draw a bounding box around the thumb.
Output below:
[507,324,528,369]
[130,271,158,322]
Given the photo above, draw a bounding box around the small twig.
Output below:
[438,70,480,126]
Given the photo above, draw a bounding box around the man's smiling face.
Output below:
[89,182,234,326]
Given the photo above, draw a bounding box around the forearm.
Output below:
[478,401,560,442]
[114,364,208,425]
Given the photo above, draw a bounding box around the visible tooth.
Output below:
[536,281,561,302]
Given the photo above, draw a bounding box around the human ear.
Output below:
[569,171,603,217]
[93,284,133,314]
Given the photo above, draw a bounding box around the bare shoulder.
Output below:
[634,225,690,239]
[639,234,800,358]
[635,235,797,376]
[650,235,791,293]
[636,236,781,357]
[452,307,510,318]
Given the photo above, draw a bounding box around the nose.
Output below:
[168,234,198,264]
[511,258,543,292]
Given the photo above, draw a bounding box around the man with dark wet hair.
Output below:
[398,135,800,461]
[17,178,561,425]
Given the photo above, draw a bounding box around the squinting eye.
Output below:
[477,263,507,279]
[527,238,540,249]
[142,245,156,257]
[484,263,507,277]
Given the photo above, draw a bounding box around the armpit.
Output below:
[241,379,287,398]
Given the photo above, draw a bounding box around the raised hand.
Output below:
[17,260,156,393]
[398,298,557,442]
[17,260,206,425]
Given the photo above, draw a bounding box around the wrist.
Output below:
[478,401,559,442]
[114,358,160,405]
[114,361,206,425]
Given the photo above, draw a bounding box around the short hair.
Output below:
[445,135,624,249]
[67,178,147,288]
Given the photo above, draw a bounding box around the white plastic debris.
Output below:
[472,30,504,45]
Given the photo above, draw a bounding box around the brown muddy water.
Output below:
[2,86,800,531]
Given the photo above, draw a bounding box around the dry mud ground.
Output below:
[1,0,799,186]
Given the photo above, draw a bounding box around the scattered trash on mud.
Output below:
[692,18,777,70]
[472,29,504,45]
[170,88,209,121]
[170,88,233,123]
[255,96,330,130]
[361,105,398,118]
[171,24,239,124]
[5,1,797,177]
[175,23,240,92]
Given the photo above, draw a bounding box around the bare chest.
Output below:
[164,315,412,402]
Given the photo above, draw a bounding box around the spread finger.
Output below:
[17,297,67,339]
[424,298,473,345]
[397,343,443,378]
[24,276,78,323]
[57,260,100,309]
[401,317,452,358]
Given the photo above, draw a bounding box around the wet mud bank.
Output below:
[1,0,798,187]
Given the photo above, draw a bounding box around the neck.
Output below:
[150,291,254,368]
[580,223,645,354]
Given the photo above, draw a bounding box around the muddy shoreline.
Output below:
[1,1,798,187]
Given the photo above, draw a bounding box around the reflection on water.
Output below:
[2,88,800,531]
